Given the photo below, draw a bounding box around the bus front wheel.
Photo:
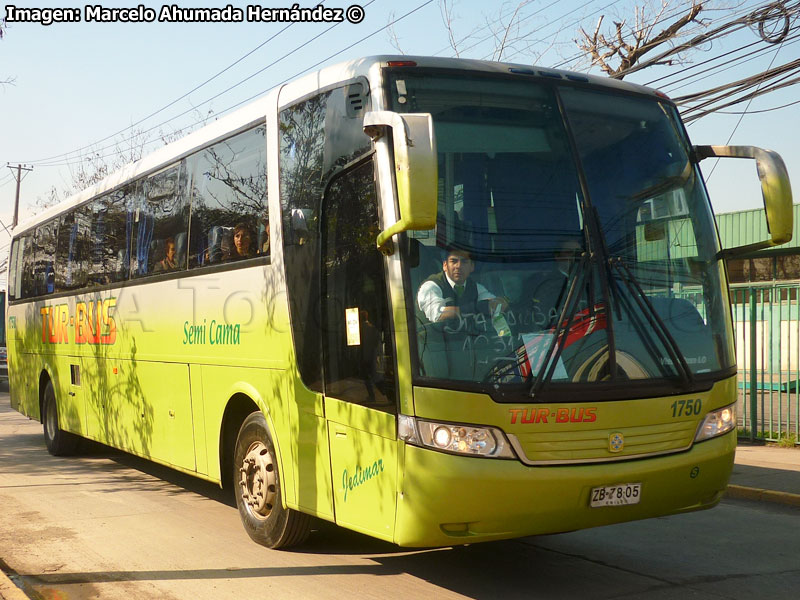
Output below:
[233,411,311,549]
[42,381,78,456]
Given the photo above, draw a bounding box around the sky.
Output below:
[1,0,798,278]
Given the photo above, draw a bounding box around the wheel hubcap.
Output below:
[239,441,277,519]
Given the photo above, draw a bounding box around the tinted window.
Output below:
[55,210,91,292]
[8,237,22,300]
[133,162,189,277]
[321,160,396,410]
[187,124,268,268]
[33,221,57,296]
[20,234,35,299]
[11,124,270,299]
[88,191,133,286]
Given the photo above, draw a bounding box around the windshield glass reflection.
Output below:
[390,71,733,400]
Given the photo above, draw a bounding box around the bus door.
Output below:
[320,159,399,542]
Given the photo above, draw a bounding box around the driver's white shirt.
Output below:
[417,272,495,322]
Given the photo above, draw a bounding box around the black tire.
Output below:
[233,411,311,549]
[42,380,79,456]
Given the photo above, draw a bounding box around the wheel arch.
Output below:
[218,384,287,497]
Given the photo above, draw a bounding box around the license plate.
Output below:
[590,483,642,507]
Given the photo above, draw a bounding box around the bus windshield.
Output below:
[389,70,733,401]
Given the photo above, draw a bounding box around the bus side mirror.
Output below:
[363,111,438,254]
[694,145,793,256]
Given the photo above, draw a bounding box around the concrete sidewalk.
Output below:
[727,442,800,507]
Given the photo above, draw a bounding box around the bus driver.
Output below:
[417,247,508,324]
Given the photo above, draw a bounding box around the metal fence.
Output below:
[731,283,800,445]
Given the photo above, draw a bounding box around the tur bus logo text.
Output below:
[40,299,117,345]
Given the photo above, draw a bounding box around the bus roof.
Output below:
[14,55,662,236]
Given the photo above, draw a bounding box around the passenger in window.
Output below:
[417,247,508,325]
[155,237,178,272]
[230,223,255,260]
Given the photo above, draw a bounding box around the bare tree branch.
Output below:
[617,0,793,78]
[386,11,405,54]
[34,112,210,214]
[488,1,532,61]
[577,1,705,78]
[441,0,462,57]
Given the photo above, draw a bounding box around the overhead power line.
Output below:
[678,56,800,119]
[706,96,800,113]
[660,34,800,94]
[29,0,391,169]
[25,23,298,165]
[550,0,765,71]
[23,0,386,167]
[645,37,764,87]
[702,34,788,181]
[499,0,626,63]
[26,0,434,173]
[614,0,799,78]
[430,0,561,57]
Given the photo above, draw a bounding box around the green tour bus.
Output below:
[7,56,793,549]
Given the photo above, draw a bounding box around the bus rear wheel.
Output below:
[42,381,78,456]
[233,411,311,549]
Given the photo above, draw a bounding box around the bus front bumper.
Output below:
[393,431,735,547]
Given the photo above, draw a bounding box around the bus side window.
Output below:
[33,221,57,297]
[187,124,267,270]
[55,212,88,292]
[8,238,20,301]
[135,162,189,277]
[18,235,35,300]
[89,191,133,285]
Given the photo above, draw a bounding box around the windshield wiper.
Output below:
[528,251,590,398]
[609,256,693,388]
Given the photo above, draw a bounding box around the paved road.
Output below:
[1,392,799,600]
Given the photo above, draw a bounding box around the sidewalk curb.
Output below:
[0,568,30,600]
[726,484,800,508]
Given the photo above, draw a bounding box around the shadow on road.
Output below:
[17,536,621,600]
[0,396,234,506]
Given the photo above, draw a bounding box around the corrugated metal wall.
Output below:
[716,203,800,253]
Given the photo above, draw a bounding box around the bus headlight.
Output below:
[694,403,736,442]
[398,415,516,458]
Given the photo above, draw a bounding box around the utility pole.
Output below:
[6,163,32,228]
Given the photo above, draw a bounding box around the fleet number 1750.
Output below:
[671,398,702,417]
